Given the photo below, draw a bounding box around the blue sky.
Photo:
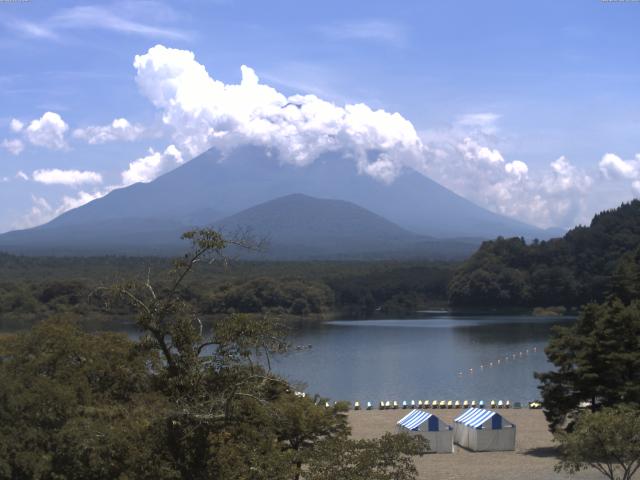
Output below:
[1,0,639,232]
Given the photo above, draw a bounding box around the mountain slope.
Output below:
[0,146,552,256]
[0,218,188,256]
[215,193,420,252]
[212,193,480,259]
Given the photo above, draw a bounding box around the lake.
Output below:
[271,314,574,404]
[0,313,573,405]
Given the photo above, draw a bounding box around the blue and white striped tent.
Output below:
[453,408,515,451]
[397,410,453,453]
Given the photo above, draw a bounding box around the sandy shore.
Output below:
[348,408,605,480]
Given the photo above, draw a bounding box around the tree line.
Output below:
[448,200,640,308]
[529,204,640,479]
[0,256,454,328]
[535,290,640,479]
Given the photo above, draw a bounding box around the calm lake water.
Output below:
[1,314,573,405]
[272,315,574,404]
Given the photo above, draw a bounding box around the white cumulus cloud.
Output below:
[419,115,596,229]
[598,152,640,195]
[32,169,103,186]
[73,117,144,144]
[9,119,24,133]
[545,156,593,194]
[17,141,182,230]
[17,191,106,230]
[24,112,69,150]
[458,137,505,165]
[11,45,632,233]
[121,144,183,186]
[131,47,605,228]
[505,160,528,179]
[599,153,639,180]
[133,44,425,183]
[1,138,24,155]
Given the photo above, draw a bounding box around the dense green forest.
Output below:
[0,230,428,479]
[4,200,640,324]
[448,201,640,308]
[0,253,454,328]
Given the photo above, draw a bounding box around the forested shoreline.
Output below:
[0,254,454,328]
[3,201,640,329]
[449,200,640,309]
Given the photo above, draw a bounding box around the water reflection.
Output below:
[272,315,574,404]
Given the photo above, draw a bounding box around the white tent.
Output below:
[453,408,515,452]
[396,410,453,453]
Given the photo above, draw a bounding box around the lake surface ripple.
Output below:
[272,315,574,404]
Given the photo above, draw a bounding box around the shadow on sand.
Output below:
[522,447,559,458]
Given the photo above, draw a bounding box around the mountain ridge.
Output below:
[0,146,557,258]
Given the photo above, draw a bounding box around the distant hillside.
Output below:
[216,193,480,260]
[0,146,555,258]
[448,201,640,308]
[0,193,479,260]
[214,193,417,256]
[0,218,187,256]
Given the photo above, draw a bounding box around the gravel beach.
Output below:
[348,408,606,480]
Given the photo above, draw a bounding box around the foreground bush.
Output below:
[555,406,640,480]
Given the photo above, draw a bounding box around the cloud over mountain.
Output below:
[121,145,183,186]
[133,44,425,184]
[418,114,596,228]
[6,44,633,232]
[17,190,105,231]
[128,45,606,229]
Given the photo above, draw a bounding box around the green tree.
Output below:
[535,298,640,431]
[102,230,298,478]
[449,201,640,309]
[609,249,640,305]
[0,318,171,480]
[0,229,429,479]
[305,432,429,480]
[272,396,350,479]
[554,406,640,480]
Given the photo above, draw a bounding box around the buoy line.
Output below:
[456,346,538,378]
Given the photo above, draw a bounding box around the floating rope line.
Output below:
[457,346,538,378]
